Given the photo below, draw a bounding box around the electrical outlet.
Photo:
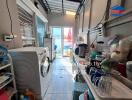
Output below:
[3,34,14,42]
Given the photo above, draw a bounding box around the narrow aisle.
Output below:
[44,57,74,100]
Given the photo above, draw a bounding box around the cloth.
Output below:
[0,90,8,100]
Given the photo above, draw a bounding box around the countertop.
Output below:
[73,54,132,100]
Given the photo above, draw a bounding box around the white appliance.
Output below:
[9,47,50,100]
[44,38,56,62]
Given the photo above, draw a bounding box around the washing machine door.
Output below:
[40,57,49,77]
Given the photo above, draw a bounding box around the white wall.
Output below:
[0,0,22,49]
[48,13,75,27]
[90,0,108,28]
[76,0,108,44]
[48,13,75,41]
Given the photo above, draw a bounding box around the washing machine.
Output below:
[9,47,50,100]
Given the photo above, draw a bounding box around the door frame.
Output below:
[51,26,73,57]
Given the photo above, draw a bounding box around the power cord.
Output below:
[6,0,14,38]
[5,0,16,48]
[95,11,106,28]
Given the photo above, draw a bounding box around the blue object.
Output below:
[91,69,105,85]
[94,77,100,86]
[0,45,8,62]
[111,14,124,17]
[111,5,125,10]
[94,70,104,77]
[23,96,29,100]
[88,90,95,100]
[89,67,97,75]
[54,45,57,50]
[111,5,125,17]
[75,47,79,55]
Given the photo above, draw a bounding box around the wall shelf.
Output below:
[0,54,17,99]
[73,54,132,100]
[0,63,12,71]
[0,77,14,89]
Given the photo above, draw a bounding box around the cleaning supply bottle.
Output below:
[20,94,29,100]
[20,94,24,100]
[25,89,35,100]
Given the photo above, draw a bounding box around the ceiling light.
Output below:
[66,11,76,15]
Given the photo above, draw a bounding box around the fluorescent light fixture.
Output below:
[66,11,76,15]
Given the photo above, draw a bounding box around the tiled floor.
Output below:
[43,57,74,100]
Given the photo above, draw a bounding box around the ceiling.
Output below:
[41,0,81,14]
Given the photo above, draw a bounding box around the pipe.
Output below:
[62,0,64,14]
[75,0,85,17]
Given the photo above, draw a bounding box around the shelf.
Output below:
[0,77,14,89]
[0,63,12,71]
[73,54,132,100]
[85,75,132,100]
[0,54,17,100]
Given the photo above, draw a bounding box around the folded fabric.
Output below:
[0,90,8,100]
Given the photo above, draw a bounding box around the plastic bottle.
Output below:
[20,94,24,100]
[25,89,35,100]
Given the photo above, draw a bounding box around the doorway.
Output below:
[52,27,73,57]
[52,27,62,57]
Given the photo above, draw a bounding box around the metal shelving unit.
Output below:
[0,77,14,89]
[0,63,11,70]
[0,54,17,100]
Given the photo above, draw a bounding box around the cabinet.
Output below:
[0,54,17,100]
[44,38,56,62]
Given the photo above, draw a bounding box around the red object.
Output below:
[84,91,88,100]
[67,29,72,42]
[25,89,36,100]
[0,90,8,100]
[117,63,127,77]
[111,10,125,14]
[79,61,86,65]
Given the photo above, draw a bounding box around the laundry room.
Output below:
[0,0,132,100]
